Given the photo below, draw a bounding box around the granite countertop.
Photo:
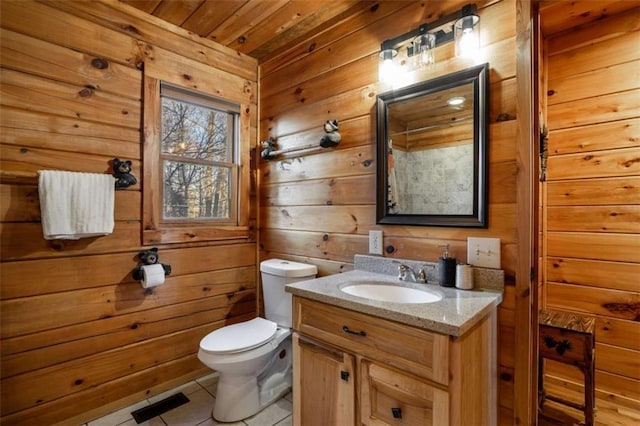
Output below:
[285,257,503,337]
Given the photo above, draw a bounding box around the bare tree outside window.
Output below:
[160,86,238,222]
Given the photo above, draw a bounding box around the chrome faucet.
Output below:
[397,263,427,283]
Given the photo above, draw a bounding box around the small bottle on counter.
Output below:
[438,244,457,287]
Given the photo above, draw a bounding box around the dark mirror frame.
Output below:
[376,63,489,228]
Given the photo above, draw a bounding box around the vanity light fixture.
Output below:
[378,4,480,82]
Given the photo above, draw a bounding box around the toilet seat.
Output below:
[200,317,277,354]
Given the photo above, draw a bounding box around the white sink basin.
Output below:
[340,282,443,304]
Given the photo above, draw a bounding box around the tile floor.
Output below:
[85,373,292,426]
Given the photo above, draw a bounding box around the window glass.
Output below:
[160,84,238,222]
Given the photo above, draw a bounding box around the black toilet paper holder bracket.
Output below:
[132,247,172,281]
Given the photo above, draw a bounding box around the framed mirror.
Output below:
[376,63,489,227]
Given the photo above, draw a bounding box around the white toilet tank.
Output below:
[260,259,317,328]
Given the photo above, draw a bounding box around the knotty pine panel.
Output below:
[270,115,374,154]
[0,69,141,129]
[261,52,379,119]
[599,343,640,380]
[547,118,640,156]
[260,229,367,263]
[547,24,640,78]
[0,28,142,100]
[2,295,255,378]
[543,375,640,424]
[541,1,638,38]
[0,108,140,145]
[546,176,640,206]
[546,361,640,409]
[595,317,640,352]
[546,282,639,323]
[0,184,140,223]
[547,89,640,130]
[545,147,640,180]
[546,257,640,293]
[1,267,256,338]
[261,174,376,207]
[1,126,140,160]
[262,205,375,234]
[261,84,378,138]
[1,355,207,426]
[546,232,640,263]
[13,0,257,79]
[0,1,259,423]
[1,244,255,299]
[261,145,376,184]
[1,221,141,261]
[0,145,141,190]
[144,45,256,105]
[1,320,236,415]
[548,60,640,106]
[0,0,144,69]
[546,205,640,233]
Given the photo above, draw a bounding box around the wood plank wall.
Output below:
[0,1,258,424]
[541,6,640,421]
[258,0,519,422]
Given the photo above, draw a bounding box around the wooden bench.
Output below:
[538,309,596,426]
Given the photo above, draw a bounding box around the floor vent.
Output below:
[131,392,190,423]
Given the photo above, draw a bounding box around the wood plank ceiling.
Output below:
[123,0,640,62]
[122,0,389,62]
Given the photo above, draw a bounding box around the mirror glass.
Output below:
[376,63,489,227]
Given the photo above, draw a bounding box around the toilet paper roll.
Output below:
[140,264,165,288]
[455,264,474,290]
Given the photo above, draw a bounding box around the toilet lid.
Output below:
[200,317,278,354]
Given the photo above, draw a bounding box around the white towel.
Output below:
[38,170,115,240]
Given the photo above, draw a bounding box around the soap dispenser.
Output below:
[438,244,457,287]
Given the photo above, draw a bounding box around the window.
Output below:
[142,76,250,245]
[160,84,239,224]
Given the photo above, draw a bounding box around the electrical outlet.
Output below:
[369,230,383,255]
[467,237,501,269]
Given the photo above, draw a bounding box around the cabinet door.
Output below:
[293,333,355,426]
[361,360,449,426]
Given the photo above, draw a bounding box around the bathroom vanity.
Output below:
[285,255,503,426]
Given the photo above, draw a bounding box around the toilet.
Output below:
[198,259,317,422]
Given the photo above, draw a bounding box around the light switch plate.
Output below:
[369,230,383,255]
[467,237,501,269]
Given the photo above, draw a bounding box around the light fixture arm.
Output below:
[380,3,478,55]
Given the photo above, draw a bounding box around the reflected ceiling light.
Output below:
[447,96,466,106]
[378,4,481,84]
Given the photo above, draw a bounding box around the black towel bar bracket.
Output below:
[112,158,137,189]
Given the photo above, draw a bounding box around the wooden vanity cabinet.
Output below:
[292,297,497,426]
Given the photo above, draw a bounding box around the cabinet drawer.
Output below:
[360,360,449,426]
[294,297,449,385]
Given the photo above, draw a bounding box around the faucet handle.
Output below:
[417,268,427,283]
[397,263,409,281]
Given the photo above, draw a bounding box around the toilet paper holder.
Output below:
[132,247,172,281]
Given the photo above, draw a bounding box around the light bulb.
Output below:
[454,15,480,59]
[378,48,398,83]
